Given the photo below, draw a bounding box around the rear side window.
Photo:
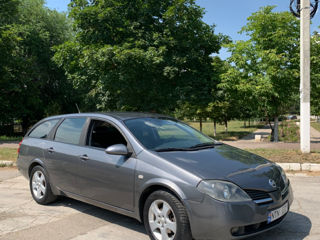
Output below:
[29,119,59,139]
[54,118,86,145]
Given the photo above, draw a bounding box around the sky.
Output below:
[45,0,320,59]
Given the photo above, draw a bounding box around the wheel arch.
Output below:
[138,179,187,222]
[28,159,45,178]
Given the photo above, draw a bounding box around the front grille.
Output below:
[245,189,271,200]
[244,189,273,205]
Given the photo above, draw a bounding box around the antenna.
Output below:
[75,103,81,113]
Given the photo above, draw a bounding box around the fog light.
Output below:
[231,226,244,236]
[231,227,239,234]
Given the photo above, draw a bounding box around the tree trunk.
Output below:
[213,120,217,137]
[268,118,274,142]
[224,120,228,133]
[244,120,246,128]
[22,117,30,135]
[274,116,279,142]
[199,117,203,132]
[248,119,251,127]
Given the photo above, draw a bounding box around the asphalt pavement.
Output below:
[0,168,319,240]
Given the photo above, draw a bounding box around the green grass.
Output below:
[0,148,18,162]
[311,122,320,132]
[0,135,22,141]
[278,121,300,142]
[246,149,320,163]
[188,120,264,141]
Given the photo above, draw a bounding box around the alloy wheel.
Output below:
[31,170,46,200]
[148,200,177,240]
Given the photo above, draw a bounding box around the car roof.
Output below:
[43,112,173,121]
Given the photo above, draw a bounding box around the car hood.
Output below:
[155,144,282,191]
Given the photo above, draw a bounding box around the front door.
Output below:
[76,119,136,211]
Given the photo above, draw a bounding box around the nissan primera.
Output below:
[17,113,293,240]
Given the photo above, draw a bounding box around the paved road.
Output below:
[0,142,19,149]
[0,168,319,240]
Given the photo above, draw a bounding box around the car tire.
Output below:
[29,165,57,205]
[143,190,192,240]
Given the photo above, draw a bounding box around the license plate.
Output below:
[267,202,288,224]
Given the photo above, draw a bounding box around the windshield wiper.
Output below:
[154,147,190,152]
[155,143,217,152]
[189,142,216,149]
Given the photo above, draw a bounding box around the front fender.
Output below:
[135,177,203,223]
[140,178,187,200]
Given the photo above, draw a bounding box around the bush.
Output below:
[279,121,300,142]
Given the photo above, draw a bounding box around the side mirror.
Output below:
[105,144,130,156]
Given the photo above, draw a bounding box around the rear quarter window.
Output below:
[29,119,59,139]
[54,118,86,145]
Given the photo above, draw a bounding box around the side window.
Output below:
[29,119,59,139]
[87,120,127,149]
[54,118,86,145]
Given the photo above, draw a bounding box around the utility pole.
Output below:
[300,0,311,153]
[290,0,319,153]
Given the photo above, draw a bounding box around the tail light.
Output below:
[17,139,23,154]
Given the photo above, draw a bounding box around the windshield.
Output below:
[124,118,215,151]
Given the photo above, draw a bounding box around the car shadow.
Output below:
[50,197,147,235]
[50,198,311,240]
[247,211,312,240]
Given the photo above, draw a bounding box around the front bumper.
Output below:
[185,183,294,240]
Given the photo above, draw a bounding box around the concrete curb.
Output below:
[276,162,320,172]
[0,161,16,167]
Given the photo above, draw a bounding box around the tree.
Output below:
[0,0,74,133]
[224,6,300,142]
[311,32,320,118]
[54,0,224,114]
[0,0,21,131]
[175,56,224,132]
[206,57,236,135]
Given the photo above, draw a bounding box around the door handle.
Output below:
[47,147,55,153]
[80,154,89,161]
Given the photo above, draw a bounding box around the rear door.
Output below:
[75,118,137,211]
[44,117,88,194]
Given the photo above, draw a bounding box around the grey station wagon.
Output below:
[17,112,293,240]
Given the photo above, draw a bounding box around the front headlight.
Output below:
[277,165,288,185]
[197,180,251,202]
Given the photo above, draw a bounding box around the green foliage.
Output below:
[54,0,224,112]
[223,6,300,141]
[0,136,22,141]
[0,0,19,25]
[311,33,320,116]
[0,0,74,132]
[209,58,241,125]
[279,121,300,142]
